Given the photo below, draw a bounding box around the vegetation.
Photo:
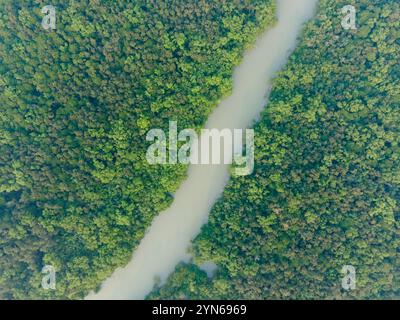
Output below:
[149,0,400,300]
[0,0,276,299]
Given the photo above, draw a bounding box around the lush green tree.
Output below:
[0,0,276,299]
[149,0,400,300]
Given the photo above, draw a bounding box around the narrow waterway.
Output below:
[87,0,318,300]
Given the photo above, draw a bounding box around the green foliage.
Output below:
[149,0,400,300]
[0,0,275,299]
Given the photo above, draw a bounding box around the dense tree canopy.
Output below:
[149,0,400,300]
[0,0,276,299]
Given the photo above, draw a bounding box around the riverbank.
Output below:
[87,0,319,300]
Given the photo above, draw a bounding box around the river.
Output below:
[87,0,319,300]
